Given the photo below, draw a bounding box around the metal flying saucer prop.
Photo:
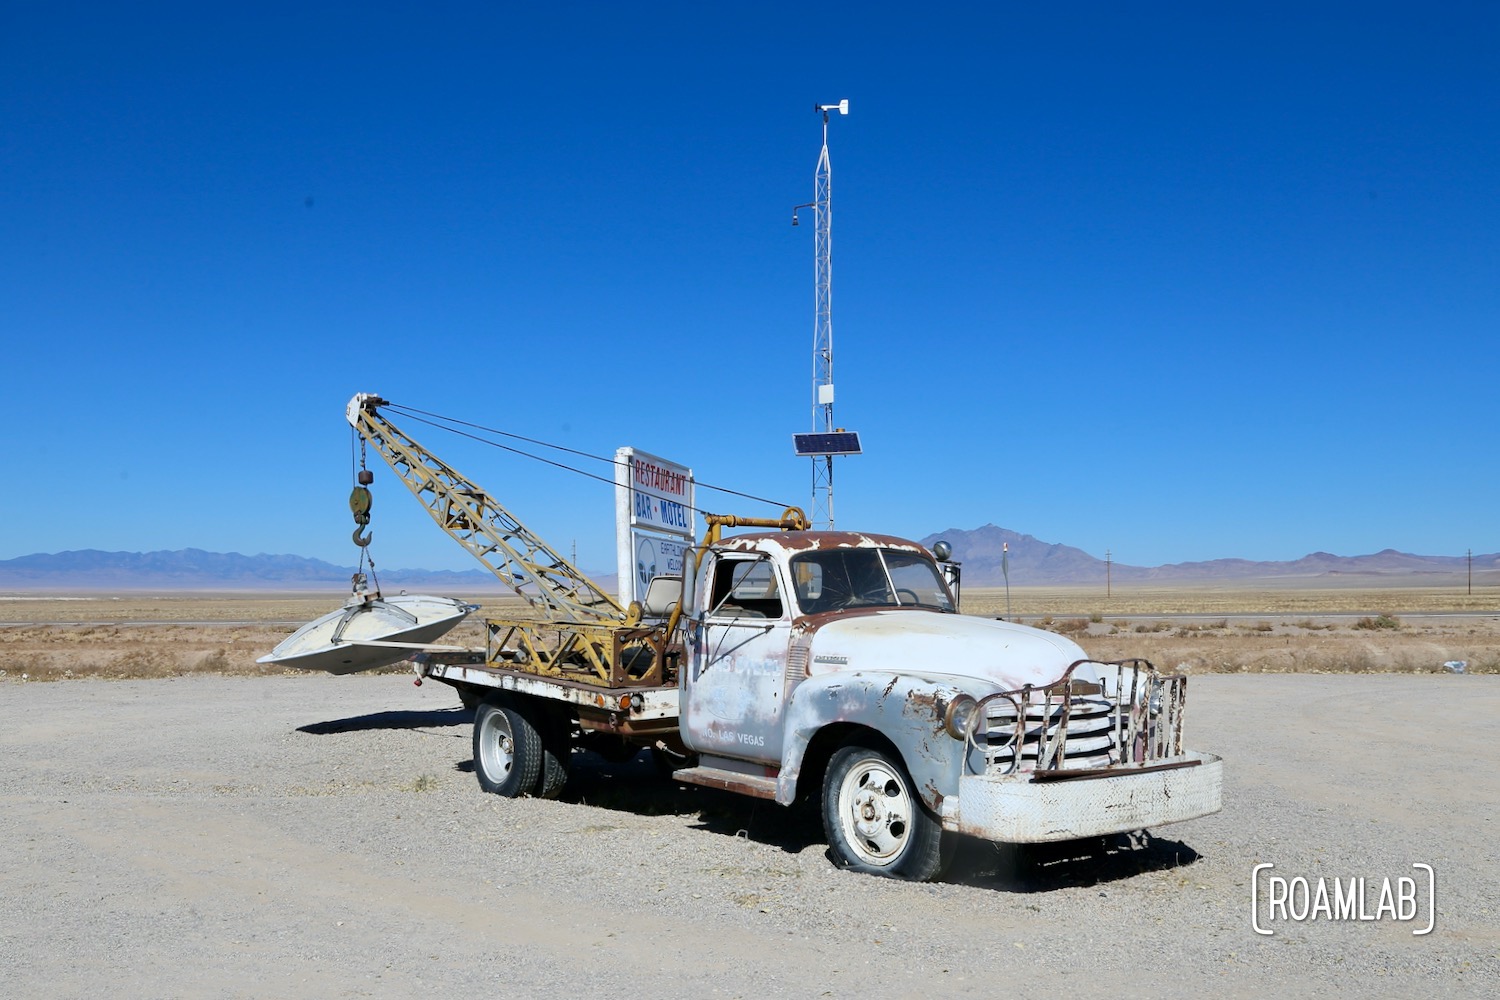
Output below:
[258,594,477,675]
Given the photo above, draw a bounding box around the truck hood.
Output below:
[800,610,1090,692]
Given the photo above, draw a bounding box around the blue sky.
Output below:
[3,2,1496,574]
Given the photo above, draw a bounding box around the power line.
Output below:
[383,402,793,516]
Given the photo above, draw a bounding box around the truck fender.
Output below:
[774,670,968,818]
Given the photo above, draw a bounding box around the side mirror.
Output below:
[679,547,705,620]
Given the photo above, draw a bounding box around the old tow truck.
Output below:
[269,394,1222,881]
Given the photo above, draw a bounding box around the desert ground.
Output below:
[3,583,1497,681]
[1,587,1497,997]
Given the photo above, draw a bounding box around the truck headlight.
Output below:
[944,695,979,739]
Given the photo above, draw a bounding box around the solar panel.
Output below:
[793,431,863,456]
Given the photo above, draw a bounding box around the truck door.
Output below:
[682,552,791,764]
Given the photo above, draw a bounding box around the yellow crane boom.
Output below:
[345,393,625,625]
[343,394,806,689]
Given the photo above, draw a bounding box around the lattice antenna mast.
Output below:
[792,99,848,528]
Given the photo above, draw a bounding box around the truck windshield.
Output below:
[789,548,954,615]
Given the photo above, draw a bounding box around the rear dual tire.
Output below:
[533,710,570,800]
[473,698,572,799]
[473,702,542,797]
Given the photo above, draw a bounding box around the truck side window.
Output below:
[707,558,783,619]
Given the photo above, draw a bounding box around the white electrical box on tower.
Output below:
[791,98,860,529]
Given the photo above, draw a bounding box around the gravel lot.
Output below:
[2,673,1496,998]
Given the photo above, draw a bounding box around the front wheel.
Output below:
[822,743,949,881]
[473,702,542,797]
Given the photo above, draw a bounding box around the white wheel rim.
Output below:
[837,758,912,865]
[478,710,515,779]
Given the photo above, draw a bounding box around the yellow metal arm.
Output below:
[346,393,625,624]
[701,507,809,546]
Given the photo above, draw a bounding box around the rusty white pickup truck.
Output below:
[273,395,1222,881]
[422,523,1223,881]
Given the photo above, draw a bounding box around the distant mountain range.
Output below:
[918,525,1500,586]
[0,549,513,591]
[1,533,1495,590]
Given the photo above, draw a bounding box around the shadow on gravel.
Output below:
[429,731,1200,887]
[438,741,1203,889]
[536,752,1205,885]
[298,707,473,735]
[451,748,824,853]
[298,705,1209,889]
[946,831,1203,892]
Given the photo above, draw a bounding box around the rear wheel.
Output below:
[534,744,568,799]
[822,743,949,881]
[473,702,542,797]
[534,711,571,800]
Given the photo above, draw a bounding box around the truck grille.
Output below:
[970,660,1187,775]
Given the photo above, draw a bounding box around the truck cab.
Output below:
[671,531,1222,880]
[681,531,963,766]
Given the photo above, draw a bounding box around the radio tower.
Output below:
[792,99,852,528]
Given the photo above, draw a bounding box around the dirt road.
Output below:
[2,674,1495,998]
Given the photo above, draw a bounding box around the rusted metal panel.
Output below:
[416,659,679,724]
[776,670,971,810]
[712,530,931,556]
[951,751,1224,842]
[674,766,779,799]
[674,754,779,799]
[678,549,796,761]
[1028,758,1203,783]
[681,634,788,760]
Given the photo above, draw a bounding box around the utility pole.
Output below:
[1469,548,1473,596]
[1106,548,1112,598]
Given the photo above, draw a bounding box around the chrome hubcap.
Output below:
[838,759,911,865]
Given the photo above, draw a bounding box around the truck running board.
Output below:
[673,766,778,800]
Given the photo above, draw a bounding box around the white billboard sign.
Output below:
[615,447,696,605]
